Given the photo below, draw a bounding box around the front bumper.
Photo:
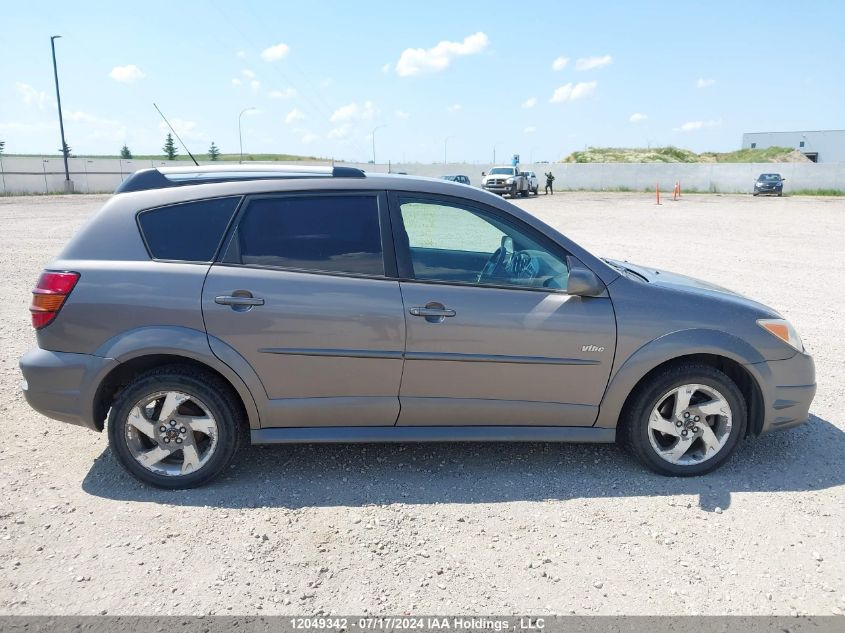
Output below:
[754,187,782,195]
[483,184,515,194]
[753,351,816,434]
[19,347,117,431]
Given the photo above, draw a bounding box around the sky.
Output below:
[1,0,842,163]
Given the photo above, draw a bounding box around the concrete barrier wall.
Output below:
[1,156,843,194]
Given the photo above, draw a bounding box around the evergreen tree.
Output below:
[208,142,221,161]
[59,142,72,158]
[120,144,132,159]
[0,140,5,155]
[162,133,178,160]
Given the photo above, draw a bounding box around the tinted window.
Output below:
[231,195,384,276]
[138,197,240,261]
[399,198,569,290]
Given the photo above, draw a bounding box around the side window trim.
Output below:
[217,190,397,279]
[386,190,572,291]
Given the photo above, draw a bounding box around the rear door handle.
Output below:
[215,294,265,311]
[409,307,456,318]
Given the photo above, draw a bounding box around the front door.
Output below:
[391,194,616,427]
[202,192,405,428]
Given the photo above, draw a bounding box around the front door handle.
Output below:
[409,302,456,323]
[409,307,456,318]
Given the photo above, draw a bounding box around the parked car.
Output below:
[482,166,531,197]
[20,165,815,488]
[753,173,785,196]
[442,175,470,185]
[522,170,540,195]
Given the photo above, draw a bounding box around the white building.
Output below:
[741,129,845,163]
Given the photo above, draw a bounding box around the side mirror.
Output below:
[567,264,605,297]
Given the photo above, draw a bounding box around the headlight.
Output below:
[506,178,514,183]
[757,318,804,352]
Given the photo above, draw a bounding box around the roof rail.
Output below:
[115,164,366,194]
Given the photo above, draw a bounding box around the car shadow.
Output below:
[81,414,844,512]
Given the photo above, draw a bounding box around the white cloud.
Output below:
[673,119,722,132]
[629,112,648,123]
[330,101,378,123]
[231,78,242,86]
[696,78,716,88]
[448,103,462,112]
[328,125,352,140]
[236,50,246,59]
[524,126,536,134]
[381,63,392,73]
[260,42,290,62]
[109,64,146,83]
[521,97,537,109]
[285,108,306,124]
[395,110,410,119]
[15,82,49,109]
[269,88,297,99]
[395,32,489,77]
[301,132,319,143]
[575,55,613,71]
[241,69,256,79]
[157,118,208,143]
[552,56,570,71]
[250,80,261,91]
[550,81,597,103]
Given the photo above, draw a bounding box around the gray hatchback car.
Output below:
[20,165,816,488]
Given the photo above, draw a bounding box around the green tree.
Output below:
[120,144,132,159]
[162,133,178,160]
[208,141,221,161]
[59,142,72,158]
[0,140,5,155]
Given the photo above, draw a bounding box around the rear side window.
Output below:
[138,197,240,262]
[227,195,384,276]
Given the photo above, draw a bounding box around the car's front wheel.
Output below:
[107,366,243,488]
[620,363,747,476]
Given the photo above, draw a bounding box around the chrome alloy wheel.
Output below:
[647,383,733,466]
[123,390,219,476]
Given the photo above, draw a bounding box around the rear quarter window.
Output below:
[137,197,241,262]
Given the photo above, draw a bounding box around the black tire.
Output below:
[619,363,747,476]
[107,365,244,489]
[510,185,518,198]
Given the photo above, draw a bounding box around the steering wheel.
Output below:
[477,236,514,283]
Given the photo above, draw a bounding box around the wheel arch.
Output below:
[595,329,770,437]
[90,326,263,432]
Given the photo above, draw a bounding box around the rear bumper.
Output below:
[755,351,816,434]
[19,347,117,431]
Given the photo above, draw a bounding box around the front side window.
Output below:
[398,198,569,290]
[228,195,384,276]
[138,196,241,262]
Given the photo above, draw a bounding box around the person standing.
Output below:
[545,171,555,195]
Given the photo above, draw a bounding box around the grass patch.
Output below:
[562,146,807,164]
[788,188,845,196]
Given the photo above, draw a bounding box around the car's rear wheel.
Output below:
[107,366,243,488]
[620,363,747,476]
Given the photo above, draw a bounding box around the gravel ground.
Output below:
[0,192,843,616]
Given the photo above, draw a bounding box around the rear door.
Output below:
[202,191,406,428]
[390,193,616,427]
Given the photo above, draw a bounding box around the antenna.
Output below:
[153,103,199,166]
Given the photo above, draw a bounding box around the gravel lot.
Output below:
[0,192,843,616]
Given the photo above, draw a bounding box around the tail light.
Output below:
[30,271,80,329]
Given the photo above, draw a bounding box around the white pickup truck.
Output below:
[481,166,539,197]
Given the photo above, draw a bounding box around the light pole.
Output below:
[371,125,386,166]
[50,35,71,192]
[493,141,502,165]
[444,135,455,165]
[238,107,256,164]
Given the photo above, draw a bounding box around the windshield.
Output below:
[758,174,782,182]
[489,167,515,175]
